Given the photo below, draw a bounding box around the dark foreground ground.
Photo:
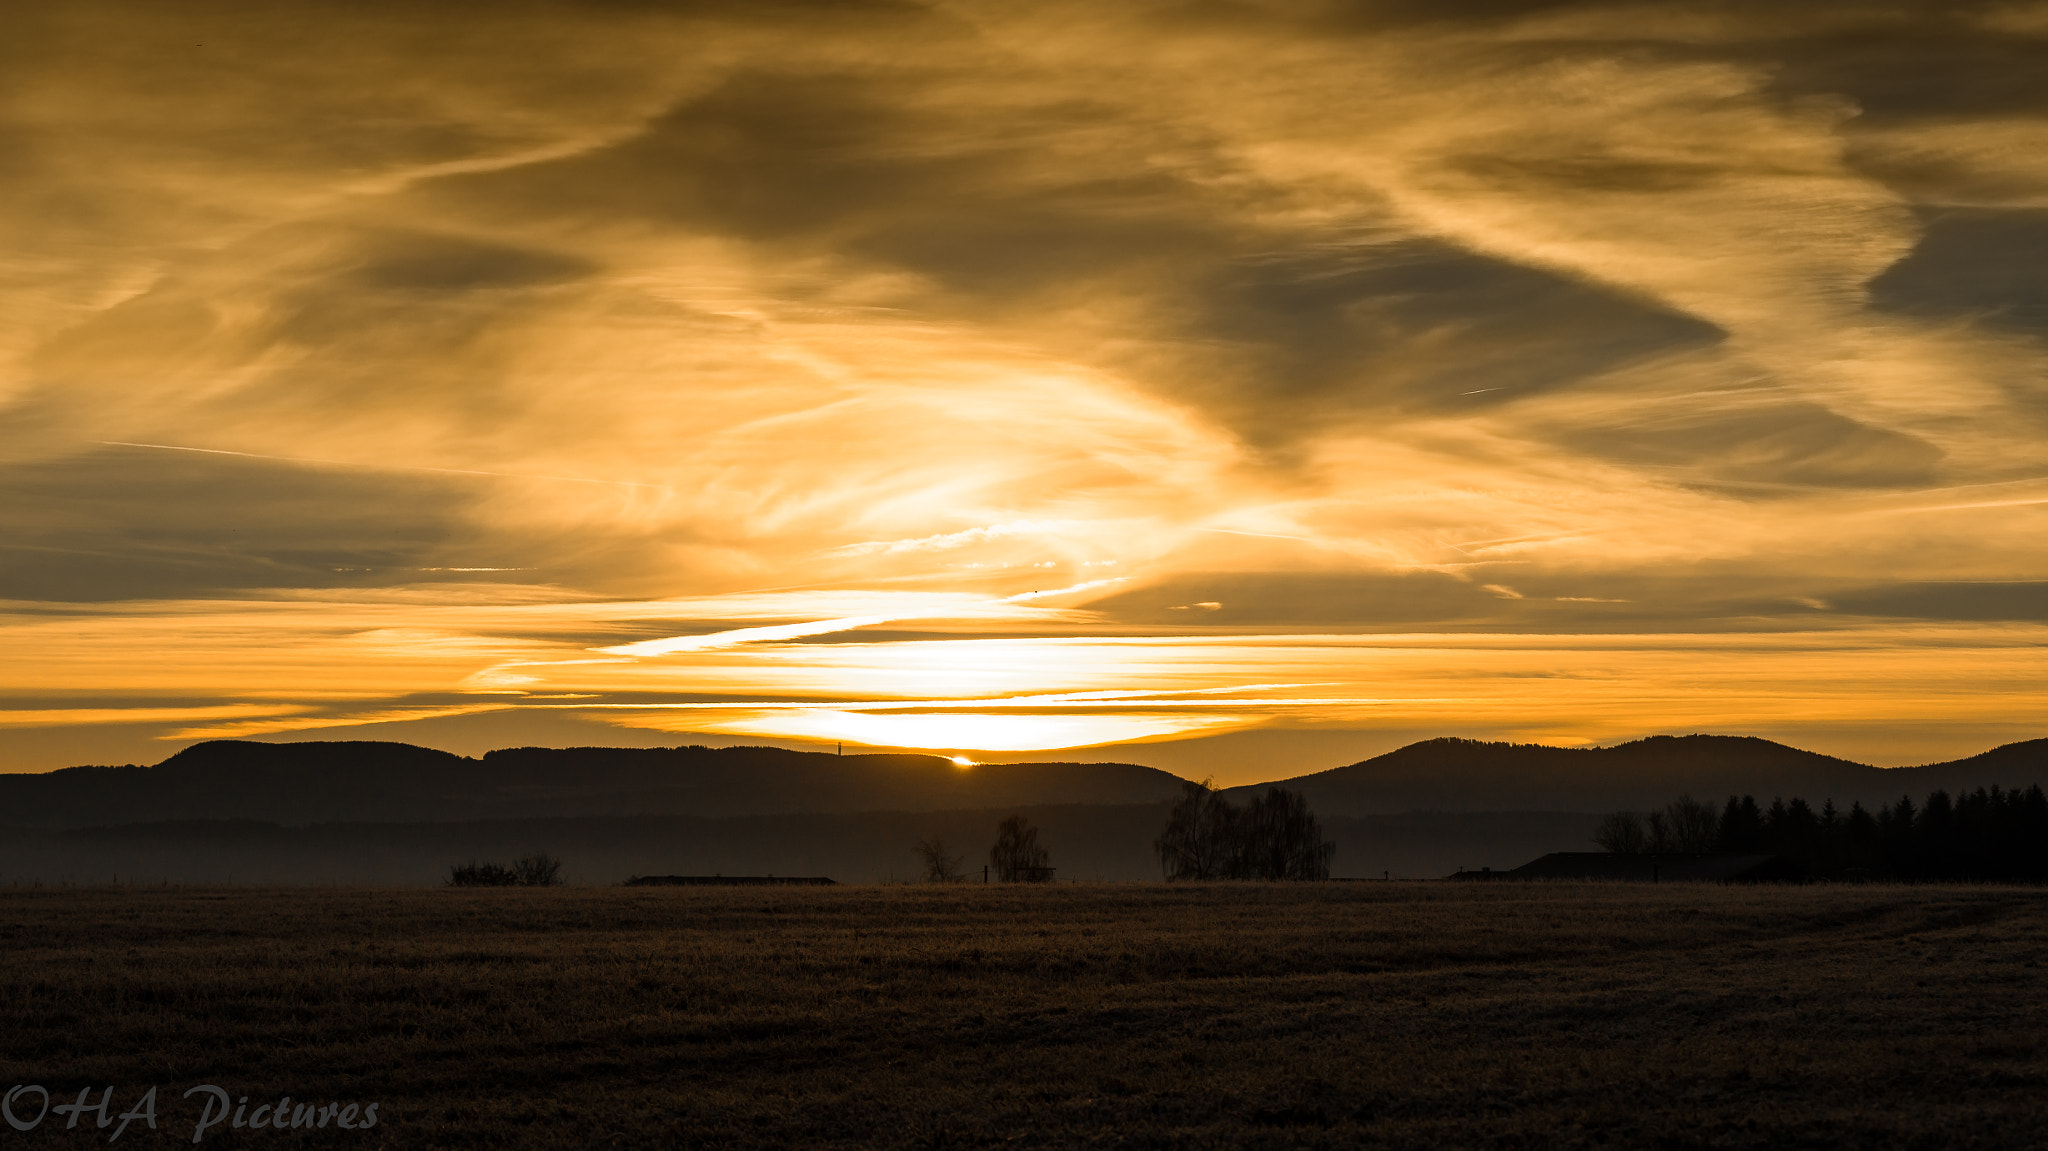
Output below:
[3,883,2045,1148]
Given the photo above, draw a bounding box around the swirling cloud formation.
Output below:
[5,0,2048,776]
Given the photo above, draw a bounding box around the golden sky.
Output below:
[6,0,2048,781]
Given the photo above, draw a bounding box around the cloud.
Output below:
[589,577,1126,655]
[596,615,901,656]
[1868,208,2048,332]
[5,0,2048,767]
[0,704,306,729]
[828,519,1080,556]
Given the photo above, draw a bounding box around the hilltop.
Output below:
[4,733,2045,872]
[1226,734,2048,815]
[0,740,1187,832]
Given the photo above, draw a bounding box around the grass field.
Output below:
[3,882,2045,1148]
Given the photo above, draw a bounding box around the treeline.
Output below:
[1155,783,1333,880]
[1598,786,2048,881]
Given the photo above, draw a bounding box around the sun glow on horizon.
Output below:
[616,708,1251,753]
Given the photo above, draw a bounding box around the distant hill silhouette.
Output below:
[6,734,2047,837]
[1905,738,2048,797]
[0,740,1188,831]
[1226,734,2048,815]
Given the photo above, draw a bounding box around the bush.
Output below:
[448,853,564,887]
[513,852,564,886]
[1592,811,1647,854]
[447,862,518,887]
[914,837,965,883]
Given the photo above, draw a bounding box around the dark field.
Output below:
[4,883,2046,1148]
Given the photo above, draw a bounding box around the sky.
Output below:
[5,0,2048,782]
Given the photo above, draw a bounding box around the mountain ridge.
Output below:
[0,740,1188,831]
[1224,733,2048,815]
[5,733,2046,831]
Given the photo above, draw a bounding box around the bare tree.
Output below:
[1236,787,1335,880]
[1155,779,1239,880]
[1662,794,1720,853]
[449,852,563,886]
[1645,811,1672,853]
[914,836,964,883]
[512,852,564,886]
[1157,782,1332,880]
[1593,811,1647,854]
[447,861,517,887]
[989,814,1050,881]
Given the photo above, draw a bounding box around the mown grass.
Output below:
[2,882,2045,1147]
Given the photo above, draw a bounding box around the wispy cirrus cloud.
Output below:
[827,520,1081,557]
[5,1,2048,773]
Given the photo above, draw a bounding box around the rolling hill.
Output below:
[0,740,1189,831]
[9,734,2048,833]
[1225,734,2048,815]
[4,735,2047,885]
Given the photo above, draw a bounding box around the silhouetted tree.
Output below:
[1663,795,1719,853]
[915,837,964,883]
[990,815,1050,882]
[1635,784,2048,882]
[1817,799,1843,866]
[2019,785,2048,876]
[1155,780,1240,880]
[1775,797,1822,867]
[1762,797,1790,853]
[449,852,562,886]
[1921,790,1959,879]
[1844,801,1879,872]
[1717,795,1764,852]
[1156,783,1332,880]
[448,861,518,887]
[512,852,564,886]
[1234,787,1335,880]
[1879,794,1917,875]
[1645,810,1671,853]
[1593,811,1648,854]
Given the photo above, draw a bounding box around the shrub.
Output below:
[448,853,564,887]
[914,837,965,883]
[447,861,519,887]
[1593,811,1648,854]
[513,852,564,886]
